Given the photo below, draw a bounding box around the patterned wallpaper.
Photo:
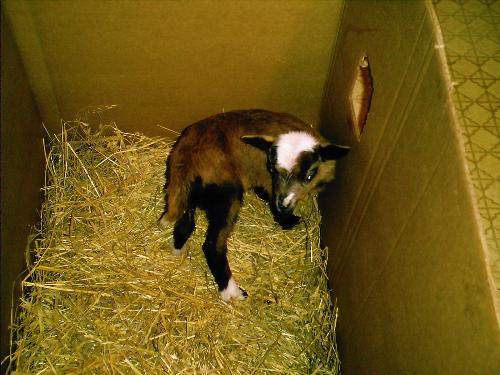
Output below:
[433,0,499,295]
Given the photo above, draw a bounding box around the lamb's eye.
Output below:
[305,168,317,182]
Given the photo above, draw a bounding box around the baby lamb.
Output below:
[159,109,349,302]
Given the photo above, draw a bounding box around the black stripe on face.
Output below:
[296,150,321,182]
[267,145,278,173]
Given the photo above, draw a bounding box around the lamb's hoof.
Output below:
[220,278,248,302]
[169,238,186,256]
[158,213,170,229]
[278,214,300,230]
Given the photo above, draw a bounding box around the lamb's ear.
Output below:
[241,135,276,152]
[319,144,350,160]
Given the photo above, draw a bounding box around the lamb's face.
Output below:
[269,132,337,215]
[241,131,350,215]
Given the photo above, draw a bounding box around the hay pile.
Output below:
[7,114,339,374]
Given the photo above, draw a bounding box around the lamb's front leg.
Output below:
[203,238,247,302]
[202,186,247,302]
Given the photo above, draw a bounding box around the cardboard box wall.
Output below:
[1,16,44,368]
[1,1,499,373]
[319,1,499,374]
[0,0,343,370]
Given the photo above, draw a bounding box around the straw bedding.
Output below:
[7,114,340,374]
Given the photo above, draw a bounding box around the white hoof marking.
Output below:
[220,277,247,302]
[159,214,170,229]
[169,238,186,256]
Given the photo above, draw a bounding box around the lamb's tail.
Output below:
[159,151,193,228]
[159,174,191,228]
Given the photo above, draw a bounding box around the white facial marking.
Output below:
[220,277,246,302]
[276,131,318,171]
[283,193,295,207]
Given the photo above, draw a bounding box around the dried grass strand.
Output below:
[6,118,340,374]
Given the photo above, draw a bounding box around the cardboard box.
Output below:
[319,1,499,373]
[1,10,44,368]
[1,0,498,373]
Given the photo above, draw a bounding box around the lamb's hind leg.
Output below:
[160,180,197,255]
[202,184,247,302]
[170,206,195,255]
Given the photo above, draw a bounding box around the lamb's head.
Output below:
[242,131,349,215]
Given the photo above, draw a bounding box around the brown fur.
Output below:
[159,109,348,300]
[163,109,329,223]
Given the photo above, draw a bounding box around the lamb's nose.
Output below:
[276,198,292,214]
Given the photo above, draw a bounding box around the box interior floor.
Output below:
[2,1,499,374]
[5,123,339,373]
